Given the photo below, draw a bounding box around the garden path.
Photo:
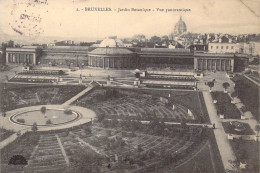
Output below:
[203,91,236,172]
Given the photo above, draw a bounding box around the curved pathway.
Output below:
[0,105,95,149]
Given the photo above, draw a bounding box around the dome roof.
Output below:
[99,38,124,47]
[174,16,187,35]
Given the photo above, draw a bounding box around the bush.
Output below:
[17,119,25,123]
[40,106,46,114]
[46,119,52,124]
[64,109,72,114]
[32,122,38,132]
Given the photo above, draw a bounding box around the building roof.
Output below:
[99,38,124,47]
[46,46,89,51]
[6,48,36,52]
[141,48,190,53]
[89,47,133,55]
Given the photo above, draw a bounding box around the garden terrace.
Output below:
[211,92,241,119]
[76,88,210,123]
[0,85,85,111]
[230,139,260,173]
[75,88,206,123]
[25,134,68,173]
[131,89,209,123]
[0,119,220,173]
[57,120,207,173]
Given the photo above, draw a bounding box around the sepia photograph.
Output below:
[0,0,259,172]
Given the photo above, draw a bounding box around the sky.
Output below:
[0,0,260,43]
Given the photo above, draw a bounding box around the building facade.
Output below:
[194,53,235,72]
[208,43,239,54]
[6,47,36,64]
[88,47,136,69]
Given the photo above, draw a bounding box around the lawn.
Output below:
[0,85,86,112]
[211,92,241,119]
[230,139,260,173]
[222,122,255,135]
[0,128,14,142]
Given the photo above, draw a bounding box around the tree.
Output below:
[135,72,140,79]
[207,81,214,91]
[226,160,240,173]
[35,47,43,65]
[7,40,14,48]
[46,119,52,124]
[231,91,238,98]
[32,122,38,132]
[255,124,260,136]
[40,106,46,114]
[150,35,161,43]
[161,35,169,41]
[223,82,230,92]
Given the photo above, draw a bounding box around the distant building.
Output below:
[237,42,260,56]
[169,16,187,39]
[5,37,249,72]
[173,16,187,35]
[208,43,238,54]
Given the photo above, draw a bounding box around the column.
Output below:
[113,57,115,68]
[108,57,110,69]
[103,57,105,69]
[223,60,226,71]
[231,59,234,72]
[6,53,9,63]
[33,53,36,64]
[194,58,198,71]
[215,60,217,70]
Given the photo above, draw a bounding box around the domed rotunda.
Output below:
[88,37,136,69]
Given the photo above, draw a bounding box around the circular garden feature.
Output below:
[229,121,246,132]
[10,108,81,127]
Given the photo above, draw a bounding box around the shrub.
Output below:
[32,122,38,132]
[17,119,25,123]
[46,119,52,124]
[64,109,72,114]
[40,106,46,114]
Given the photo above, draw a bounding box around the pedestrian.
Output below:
[213,123,215,129]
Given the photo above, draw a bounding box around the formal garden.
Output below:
[10,107,80,126]
[0,84,226,173]
[0,119,225,173]
[211,91,241,119]
[222,121,255,135]
[231,74,260,121]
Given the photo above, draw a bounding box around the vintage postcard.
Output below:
[0,0,259,172]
